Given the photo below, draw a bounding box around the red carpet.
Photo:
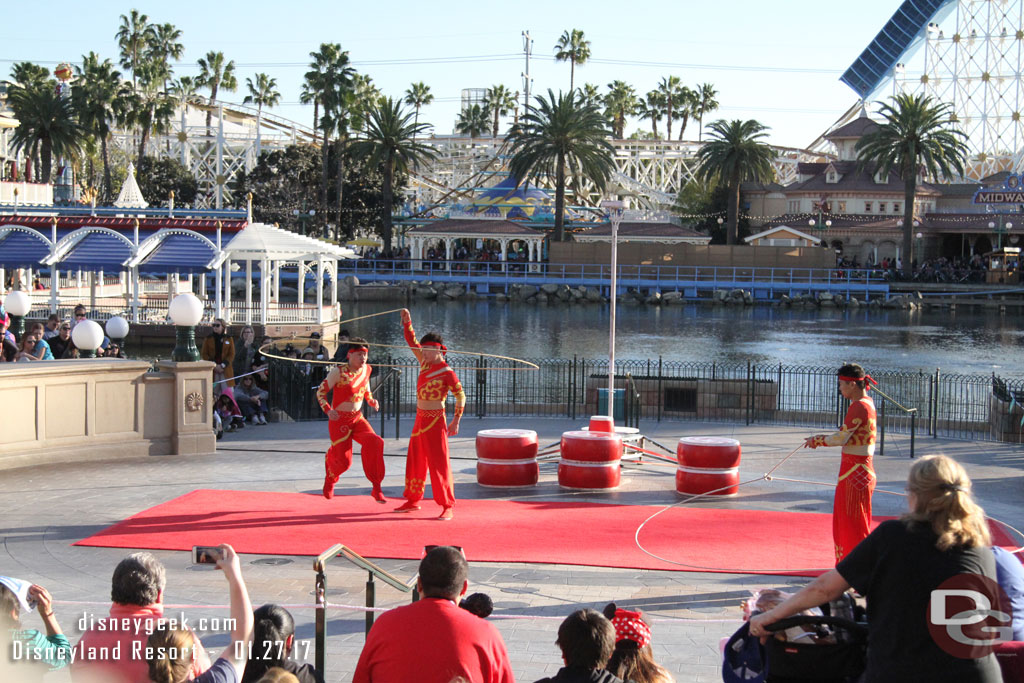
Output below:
[74,490,1018,577]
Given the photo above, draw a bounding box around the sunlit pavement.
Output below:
[3,417,1021,682]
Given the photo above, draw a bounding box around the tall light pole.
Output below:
[989,218,1013,250]
[601,199,625,421]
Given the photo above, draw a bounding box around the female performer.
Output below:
[395,309,465,520]
[315,338,385,502]
[805,363,877,562]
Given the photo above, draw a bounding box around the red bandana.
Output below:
[611,608,651,648]
[839,374,878,390]
[421,341,447,352]
[347,345,369,354]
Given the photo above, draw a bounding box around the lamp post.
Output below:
[106,315,130,357]
[4,290,31,339]
[989,219,1013,250]
[71,319,104,358]
[293,204,316,236]
[808,218,832,246]
[716,216,724,235]
[168,293,204,362]
[916,231,924,263]
[600,199,626,421]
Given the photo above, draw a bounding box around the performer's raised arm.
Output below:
[400,308,423,364]
[449,377,466,435]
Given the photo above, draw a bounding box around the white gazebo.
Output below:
[210,222,356,325]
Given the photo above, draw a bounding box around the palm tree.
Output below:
[131,62,176,167]
[300,78,321,143]
[696,119,776,245]
[456,104,489,139]
[554,29,591,92]
[8,82,85,183]
[638,90,665,139]
[404,81,434,135]
[350,97,437,255]
[243,73,281,116]
[483,84,516,137]
[604,80,638,139]
[73,53,130,200]
[170,76,199,112]
[507,89,615,242]
[10,62,50,89]
[309,45,356,237]
[147,23,184,95]
[196,51,237,135]
[658,76,683,140]
[580,83,602,109]
[675,86,700,140]
[116,10,153,88]
[856,93,967,277]
[695,83,719,141]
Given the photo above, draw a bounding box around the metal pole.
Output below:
[365,571,375,635]
[314,570,326,674]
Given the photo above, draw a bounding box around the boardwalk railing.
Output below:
[267,356,1024,446]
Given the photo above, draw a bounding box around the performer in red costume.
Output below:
[315,337,386,503]
[805,363,878,562]
[395,308,465,520]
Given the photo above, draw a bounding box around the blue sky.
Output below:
[3,0,920,148]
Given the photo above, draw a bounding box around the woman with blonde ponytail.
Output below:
[751,455,1002,682]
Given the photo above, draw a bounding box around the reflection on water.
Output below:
[139,301,1024,377]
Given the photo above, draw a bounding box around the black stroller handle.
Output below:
[765,615,868,637]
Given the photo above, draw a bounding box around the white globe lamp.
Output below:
[71,319,104,358]
[3,290,32,339]
[168,293,204,361]
[106,315,130,357]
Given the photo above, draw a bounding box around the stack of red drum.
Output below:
[675,436,741,496]
[475,429,539,487]
[588,415,614,433]
[558,430,623,490]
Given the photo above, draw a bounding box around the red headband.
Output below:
[421,341,447,352]
[839,374,878,390]
[347,345,369,354]
[610,608,651,649]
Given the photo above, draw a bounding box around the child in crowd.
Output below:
[603,603,673,683]
[215,392,245,432]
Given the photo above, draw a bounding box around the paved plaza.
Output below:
[3,416,1022,682]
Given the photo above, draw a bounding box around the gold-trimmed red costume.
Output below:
[401,318,465,509]
[316,363,384,490]
[807,396,877,562]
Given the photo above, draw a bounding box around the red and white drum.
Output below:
[588,415,615,433]
[475,429,539,488]
[676,436,741,496]
[558,430,623,490]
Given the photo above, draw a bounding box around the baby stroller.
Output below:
[723,595,867,683]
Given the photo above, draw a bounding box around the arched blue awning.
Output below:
[127,229,220,274]
[0,226,53,268]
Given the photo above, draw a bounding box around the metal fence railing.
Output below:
[264,356,1024,447]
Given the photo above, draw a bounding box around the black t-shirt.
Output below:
[836,519,1002,682]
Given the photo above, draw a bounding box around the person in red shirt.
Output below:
[353,546,514,683]
[315,337,385,503]
[395,309,465,520]
[805,363,877,562]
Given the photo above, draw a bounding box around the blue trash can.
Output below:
[597,388,625,421]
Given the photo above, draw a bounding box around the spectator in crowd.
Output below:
[43,314,61,340]
[1,312,15,346]
[216,392,246,432]
[1,336,17,362]
[255,670,300,683]
[72,552,212,683]
[202,319,236,394]
[235,375,269,425]
[330,329,351,363]
[353,546,514,683]
[459,593,494,619]
[241,604,324,683]
[105,342,126,359]
[992,546,1024,641]
[16,327,50,362]
[602,603,673,683]
[307,331,329,361]
[1,577,71,677]
[534,608,624,683]
[70,305,88,330]
[234,325,260,380]
[750,454,1003,682]
[48,322,72,359]
[145,544,253,683]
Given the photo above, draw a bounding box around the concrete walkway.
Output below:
[2,416,1021,682]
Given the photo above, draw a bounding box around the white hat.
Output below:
[0,576,35,614]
